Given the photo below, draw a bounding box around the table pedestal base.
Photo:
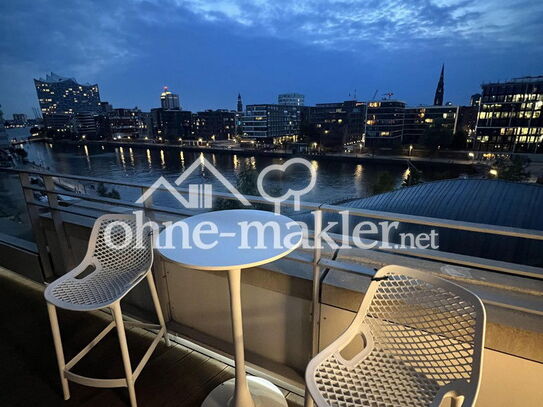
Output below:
[201,377,288,407]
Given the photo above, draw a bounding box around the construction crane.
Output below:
[382,92,394,100]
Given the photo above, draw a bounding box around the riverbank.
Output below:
[41,138,483,172]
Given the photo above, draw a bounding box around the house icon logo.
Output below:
[136,156,251,209]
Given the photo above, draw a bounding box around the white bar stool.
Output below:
[306,265,486,407]
[44,214,170,407]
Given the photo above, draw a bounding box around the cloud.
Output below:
[178,0,543,51]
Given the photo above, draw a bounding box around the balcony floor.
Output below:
[0,268,303,407]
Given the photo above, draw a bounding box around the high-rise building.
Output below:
[160,87,180,110]
[34,72,101,117]
[278,93,305,106]
[242,104,301,142]
[475,76,543,153]
[433,65,445,106]
[365,100,406,147]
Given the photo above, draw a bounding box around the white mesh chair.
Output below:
[44,214,170,407]
[306,265,486,407]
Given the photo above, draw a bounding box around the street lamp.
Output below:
[409,144,413,156]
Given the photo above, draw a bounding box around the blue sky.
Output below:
[1,0,542,117]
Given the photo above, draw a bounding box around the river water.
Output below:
[2,128,468,240]
[23,141,414,204]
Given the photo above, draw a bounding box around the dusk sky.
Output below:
[1,0,542,117]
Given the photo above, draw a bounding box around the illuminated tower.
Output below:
[433,64,445,106]
[160,86,180,110]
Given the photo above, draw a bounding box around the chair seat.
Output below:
[44,262,150,311]
[312,349,440,407]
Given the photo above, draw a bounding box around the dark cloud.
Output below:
[1,0,542,117]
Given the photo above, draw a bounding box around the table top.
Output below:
[156,209,303,271]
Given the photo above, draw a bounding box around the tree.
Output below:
[420,126,453,151]
[491,156,531,182]
[451,129,467,150]
[371,171,396,195]
[215,168,276,210]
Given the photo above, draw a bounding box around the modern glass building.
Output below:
[403,105,459,144]
[365,100,406,148]
[160,87,180,110]
[34,72,100,117]
[475,76,543,153]
[242,104,301,142]
[278,93,305,106]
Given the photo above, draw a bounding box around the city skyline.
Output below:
[1,0,543,117]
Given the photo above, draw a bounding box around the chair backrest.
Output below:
[86,214,153,275]
[359,265,486,405]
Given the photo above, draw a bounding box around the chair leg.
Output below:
[47,303,70,400]
[46,302,70,400]
[146,272,171,347]
[112,302,138,407]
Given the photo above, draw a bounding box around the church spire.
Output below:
[433,64,445,106]
[237,93,243,112]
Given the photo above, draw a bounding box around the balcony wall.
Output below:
[1,211,542,405]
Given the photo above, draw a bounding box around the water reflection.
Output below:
[22,142,459,205]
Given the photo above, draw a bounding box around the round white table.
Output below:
[157,209,303,407]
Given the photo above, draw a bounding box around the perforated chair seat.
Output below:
[45,215,153,311]
[44,214,169,407]
[306,265,486,407]
[313,349,441,406]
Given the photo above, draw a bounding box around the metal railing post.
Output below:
[142,186,172,322]
[43,175,76,273]
[18,172,55,281]
[305,209,323,407]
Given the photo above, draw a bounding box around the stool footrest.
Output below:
[63,320,168,389]
[64,371,127,389]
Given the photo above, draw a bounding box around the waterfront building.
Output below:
[99,101,113,115]
[403,105,459,145]
[303,100,366,150]
[34,72,100,118]
[151,108,192,141]
[278,93,305,106]
[160,87,180,110]
[12,114,27,126]
[109,108,150,140]
[34,72,100,136]
[72,112,98,140]
[457,106,478,145]
[194,110,236,141]
[475,76,543,153]
[242,104,301,143]
[433,64,445,106]
[365,100,406,148]
[470,94,482,107]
